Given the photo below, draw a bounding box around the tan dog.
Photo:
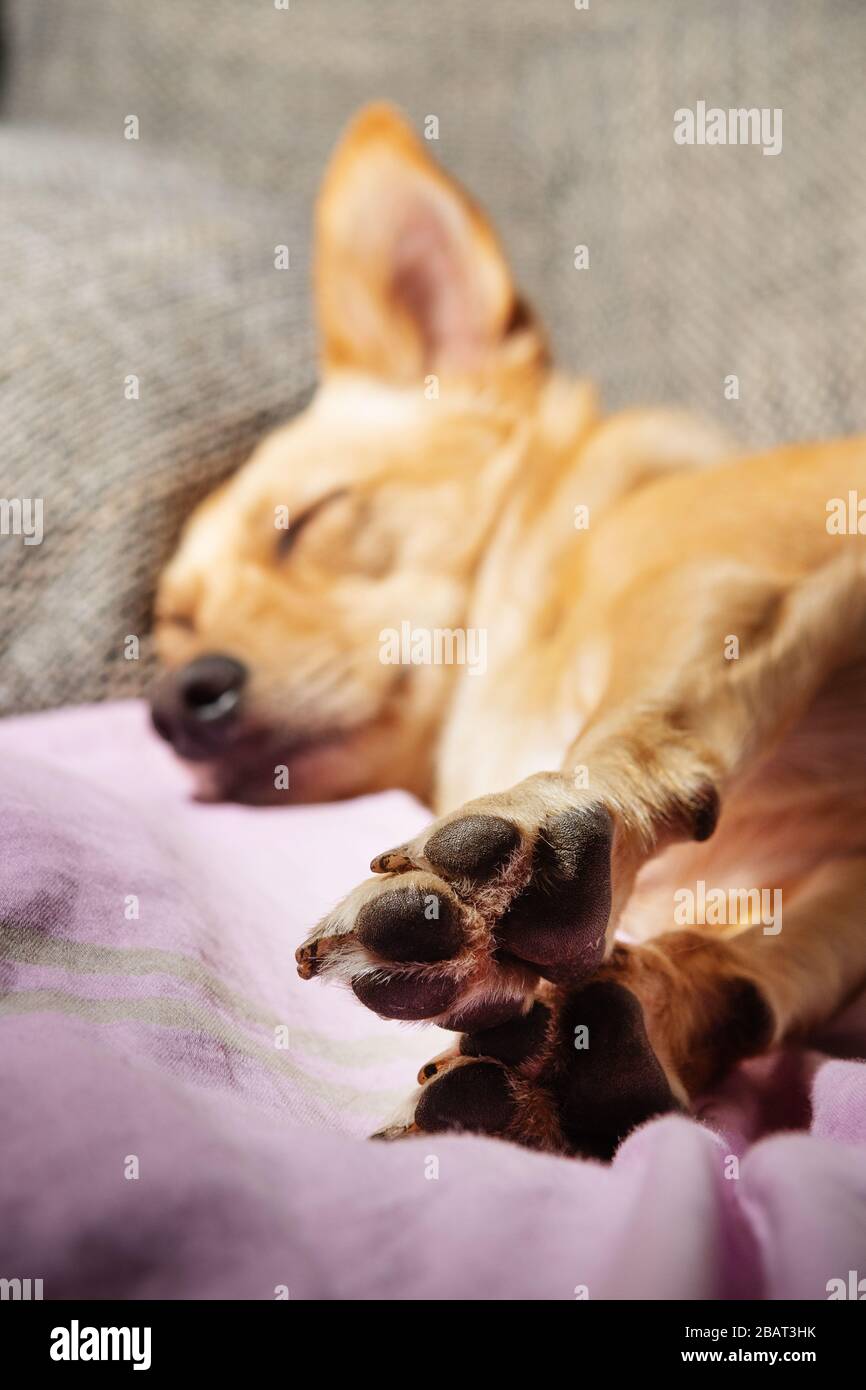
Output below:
[153,105,866,1157]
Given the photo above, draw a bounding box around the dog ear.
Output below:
[315,104,536,382]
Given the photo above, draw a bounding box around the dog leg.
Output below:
[295,773,616,1027]
[558,552,866,918]
[297,554,866,1027]
[382,855,866,1157]
[640,854,866,1095]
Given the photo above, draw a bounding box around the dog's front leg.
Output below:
[364,850,866,1158]
[295,770,616,1030]
[297,555,866,1023]
[291,763,746,1157]
[297,553,866,1150]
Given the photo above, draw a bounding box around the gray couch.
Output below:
[3,0,865,712]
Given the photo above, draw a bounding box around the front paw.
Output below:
[296,776,615,1027]
[383,979,682,1160]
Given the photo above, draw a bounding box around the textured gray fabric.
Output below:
[3,1,866,711]
[1,130,314,711]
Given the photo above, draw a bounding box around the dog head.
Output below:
[152,105,549,803]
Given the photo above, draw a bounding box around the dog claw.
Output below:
[370,845,412,873]
[417,1044,460,1085]
[370,1122,420,1142]
[295,935,351,979]
[295,941,319,979]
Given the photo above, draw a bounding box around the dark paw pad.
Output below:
[352,970,460,1021]
[551,981,678,1158]
[424,815,521,880]
[355,885,463,963]
[495,807,613,982]
[460,1001,552,1065]
[415,1060,518,1135]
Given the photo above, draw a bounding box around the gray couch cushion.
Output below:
[3,1,866,710]
[1,129,313,712]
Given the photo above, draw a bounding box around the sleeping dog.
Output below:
[152,105,866,1157]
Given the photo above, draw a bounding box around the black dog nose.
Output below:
[178,655,247,721]
[150,654,247,757]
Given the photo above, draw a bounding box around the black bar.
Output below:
[2,1298,861,1374]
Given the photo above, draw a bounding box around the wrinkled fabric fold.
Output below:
[0,702,864,1300]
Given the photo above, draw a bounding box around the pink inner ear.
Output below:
[390,202,489,370]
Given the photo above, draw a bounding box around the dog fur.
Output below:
[153,105,866,1153]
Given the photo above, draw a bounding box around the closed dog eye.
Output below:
[273,488,394,577]
[156,610,196,633]
[275,487,350,560]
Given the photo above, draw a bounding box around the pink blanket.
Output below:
[1,701,864,1299]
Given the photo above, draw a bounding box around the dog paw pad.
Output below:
[460,1000,551,1065]
[551,981,679,1158]
[355,885,463,963]
[424,814,522,880]
[414,1060,517,1135]
[495,806,613,981]
[352,969,461,1021]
